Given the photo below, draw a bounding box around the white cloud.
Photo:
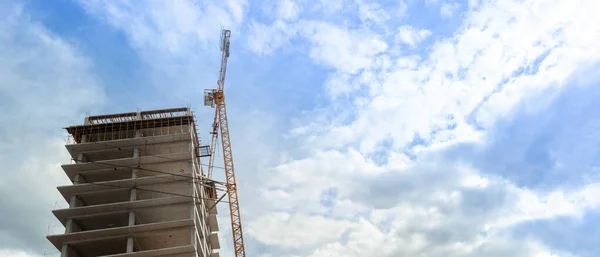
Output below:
[314,0,345,14]
[247,20,296,55]
[396,25,432,47]
[308,218,405,256]
[246,19,388,74]
[300,21,388,74]
[490,183,600,229]
[0,250,42,257]
[10,0,600,256]
[277,0,301,21]
[295,0,600,155]
[80,0,247,54]
[440,2,461,18]
[226,0,248,24]
[246,0,600,256]
[0,2,104,254]
[256,145,594,256]
[78,0,251,104]
[259,149,383,217]
[358,1,390,25]
[247,213,353,248]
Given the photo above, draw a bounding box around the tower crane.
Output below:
[204,29,246,257]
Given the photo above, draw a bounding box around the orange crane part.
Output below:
[204,29,246,257]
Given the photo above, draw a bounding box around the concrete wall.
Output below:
[135,204,191,224]
[135,227,193,250]
[140,161,194,177]
[137,181,191,200]
[53,112,216,257]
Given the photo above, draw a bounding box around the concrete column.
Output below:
[60,244,69,257]
[131,129,141,199]
[190,195,196,250]
[76,153,85,163]
[133,142,139,179]
[128,184,136,224]
[69,195,80,208]
[130,187,137,200]
[191,228,197,252]
[127,129,142,253]
[132,162,139,179]
[73,174,82,185]
[133,130,140,178]
[65,219,81,234]
[127,237,134,252]
[126,210,136,252]
[74,135,87,164]
[131,138,140,201]
[129,211,136,225]
[127,191,136,251]
[69,175,83,209]
[127,168,137,252]
[65,219,73,233]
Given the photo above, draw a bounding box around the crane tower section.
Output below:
[204,29,247,257]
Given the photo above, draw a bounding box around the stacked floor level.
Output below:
[47,107,220,257]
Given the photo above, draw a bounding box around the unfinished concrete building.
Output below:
[47,107,220,257]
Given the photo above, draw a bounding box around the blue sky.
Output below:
[1,0,600,256]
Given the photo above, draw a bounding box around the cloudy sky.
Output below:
[1,0,600,256]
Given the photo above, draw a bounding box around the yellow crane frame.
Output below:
[205,29,246,257]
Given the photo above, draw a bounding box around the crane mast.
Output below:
[204,29,246,257]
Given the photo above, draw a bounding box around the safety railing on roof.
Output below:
[65,108,195,144]
[86,107,191,125]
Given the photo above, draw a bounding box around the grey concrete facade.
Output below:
[47,108,220,257]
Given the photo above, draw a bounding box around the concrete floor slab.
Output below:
[53,196,192,225]
[66,133,192,160]
[47,219,194,250]
[100,245,195,257]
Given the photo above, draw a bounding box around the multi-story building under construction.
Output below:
[47,107,220,257]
